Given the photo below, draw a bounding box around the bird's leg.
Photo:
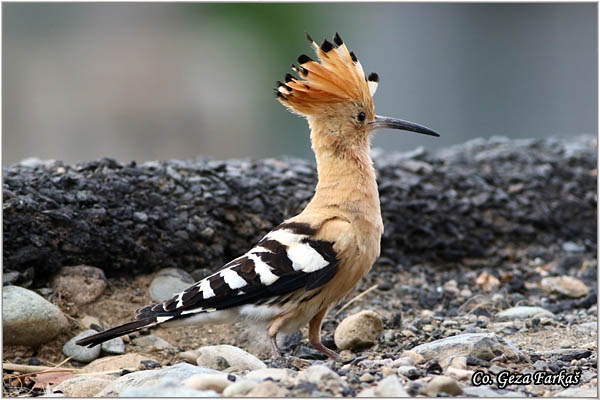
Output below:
[309,307,339,360]
[268,332,282,358]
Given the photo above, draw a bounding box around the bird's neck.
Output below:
[304,121,381,225]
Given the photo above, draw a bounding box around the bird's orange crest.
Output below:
[276,33,379,117]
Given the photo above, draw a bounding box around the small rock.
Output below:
[62,330,102,362]
[446,366,474,381]
[52,375,117,397]
[562,242,585,252]
[149,268,195,302]
[178,350,200,364]
[399,350,424,365]
[392,356,416,367]
[222,379,258,397]
[475,272,500,292]
[374,375,410,397]
[296,364,346,394]
[425,376,463,396]
[184,374,233,393]
[397,365,419,379]
[245,367,296,383]
[3,285,69,346]
[334,310,384,350]
[97,362,223,396]
[140,360,162,369]
[101,337,125,355]
[50,265,107,305]
[132,334,172,350]
[496,306,554,320]
[81,353,156,374]
[359,372,375,382]
[339,350,355,363]
[411,333,522,363]
[79,315,101,330]
[196,344,266,372]
[540,276,589,298]
[246,380,289,397]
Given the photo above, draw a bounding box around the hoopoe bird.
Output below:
[77,33,439,360]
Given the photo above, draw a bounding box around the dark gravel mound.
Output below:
[3,136,596,283]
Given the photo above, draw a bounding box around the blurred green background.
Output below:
[3,3,597,166]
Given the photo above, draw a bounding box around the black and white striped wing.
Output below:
[136,222,339,322]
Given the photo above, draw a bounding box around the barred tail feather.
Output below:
[75,317,158,348]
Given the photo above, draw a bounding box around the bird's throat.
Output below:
[306,125,381,223]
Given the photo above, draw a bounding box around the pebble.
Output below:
[79,315,101,330]
[245,367,296,383]
[222,379,258,397]
[397,365,420,379]
[496,306,554,320]
[392,356,416,367]
[246,380,290,397]
[540,276,589,298]
[148,268,195,302]
[411,333,522,363]
[446,366,474,380]
[358,375,409,397]
[195,344,266,372]
[562,241,585,252]
[183,373,233,393]
[359,372,375,382]
[52,376,116,397]
[96,362,223,396]
[101,337,125,355]
[132,334,172,350]
[334,310,384,350]
[296,364,346,395]
[399,350,424,365]
[62,330,102,362]
[424,376,463,396]
[3,285,68,346]
[50,265,107,305]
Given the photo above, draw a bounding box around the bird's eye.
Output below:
[357,112,366,122]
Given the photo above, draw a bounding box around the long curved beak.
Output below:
[369,115,440,137]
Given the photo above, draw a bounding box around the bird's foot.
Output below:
[311,341,339,360]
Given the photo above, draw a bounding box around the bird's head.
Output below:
[276,33,439,147]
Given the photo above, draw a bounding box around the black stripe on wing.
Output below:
[136,227,339,320]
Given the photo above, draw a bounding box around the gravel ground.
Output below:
[2,136,597,397]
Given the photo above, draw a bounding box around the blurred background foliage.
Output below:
[3,3,597,166]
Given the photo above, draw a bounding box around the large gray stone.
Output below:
[195,344,266,372]
[3,285,68,346]
[411,333,523,362]
[496,306,554,320]
[62,330,102,362]
[52,375,117,397]
[148,268,195,302]
[97,363,223,396]
[50,265,107,305]
[101,337,126,355]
